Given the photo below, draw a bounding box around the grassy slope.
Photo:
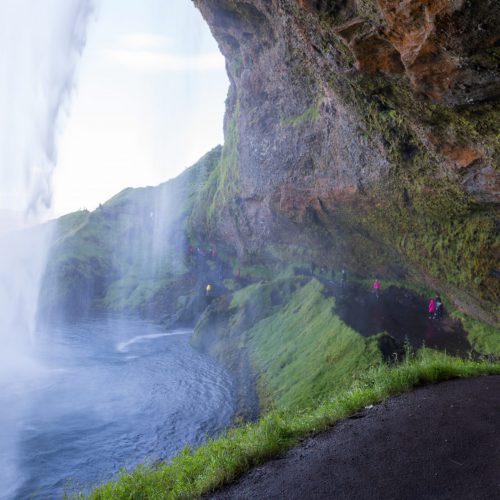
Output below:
[452,311,500,356]
[82,351,500,499]
[246,279,381,409]
[194,274,499,413]
[192,276,385,412]
[80,276,500,498]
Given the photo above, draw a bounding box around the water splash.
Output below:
[0,1,95,495]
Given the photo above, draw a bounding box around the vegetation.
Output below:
[452,311,500,357]
[191,104,240,231]
[40,147,221,321]
[246,279,381,409]
[280,103,320,128]
[81,351,500,499]
[192,276,386,412]
[323,70,500,314]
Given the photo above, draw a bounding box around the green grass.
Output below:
[193,276,383,410]
[452,311,500,356]
[42,148,222,318]
[80,351,499,499]
[247,280,381,409]
[191,105,240,231]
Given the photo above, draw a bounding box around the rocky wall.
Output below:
[193,0,499,323]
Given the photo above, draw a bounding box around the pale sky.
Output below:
[53,0,228,215]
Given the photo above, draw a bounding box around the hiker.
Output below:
[434,296,443,320]
[310,262,317,276]
[210,248,217,259]
[428,297,436,319]
[206,284,212,296]
[341,269,347,288]
[373,279,381,298]
[235,267,241,279]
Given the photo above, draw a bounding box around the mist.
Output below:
[0,1,94,495]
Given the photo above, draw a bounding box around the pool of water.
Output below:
[0,317,235,499]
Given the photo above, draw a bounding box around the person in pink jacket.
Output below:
[428,298,436,319]
[373,279,381,298]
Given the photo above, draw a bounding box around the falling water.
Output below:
[0,0,95,495]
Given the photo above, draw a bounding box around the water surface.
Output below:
[0,317,234,499]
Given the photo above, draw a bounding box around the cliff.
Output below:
[192,0,499,324]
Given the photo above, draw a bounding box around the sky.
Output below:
[52,0,228,215]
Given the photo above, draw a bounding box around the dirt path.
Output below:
[209,376,500,500]
[320,280,472,357]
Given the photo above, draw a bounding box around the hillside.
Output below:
[39,146,221,323]
[38,0,499,463]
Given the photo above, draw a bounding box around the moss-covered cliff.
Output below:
[192,0,499,324]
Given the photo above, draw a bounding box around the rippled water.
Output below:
[0,317,235,499]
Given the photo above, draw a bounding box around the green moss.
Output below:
[323,72,500,310]
[193,277,383,411]
[192,105,240,232]
[280,104,320,128]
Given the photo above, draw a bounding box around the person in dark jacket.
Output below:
[341,269,347,288]
[434,296,443,320]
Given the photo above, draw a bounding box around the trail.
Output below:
[315,276,472,357]
[210,376,500,500]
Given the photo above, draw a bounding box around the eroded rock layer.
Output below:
[192,0,500,323]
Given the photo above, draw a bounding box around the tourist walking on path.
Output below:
[373,279,381,299]
[428,297,436,319]
[434,296,443,320]
[341,269,347,288]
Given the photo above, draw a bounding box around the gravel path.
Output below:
[209,376,500,500]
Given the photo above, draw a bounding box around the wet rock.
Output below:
[193,0,500,322]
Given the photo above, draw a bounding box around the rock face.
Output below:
[193,0,499,323]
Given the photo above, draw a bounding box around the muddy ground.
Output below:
[209,376,500,500]
[319,279,473,357]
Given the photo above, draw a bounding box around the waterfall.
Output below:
[0,1,94,495]
[0,0,94,372]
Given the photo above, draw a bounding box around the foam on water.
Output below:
[116,330,191,353]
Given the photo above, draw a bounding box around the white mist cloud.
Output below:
[116,32,174,51]
[104,34,225,73]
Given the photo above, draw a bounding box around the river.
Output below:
[0,317,235,499]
